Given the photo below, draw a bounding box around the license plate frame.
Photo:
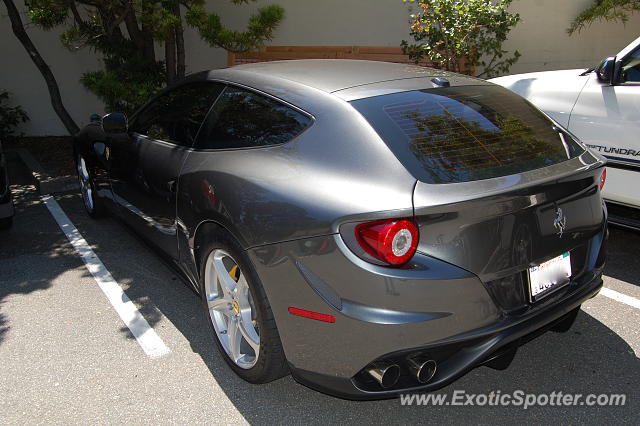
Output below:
[528,252,572,302]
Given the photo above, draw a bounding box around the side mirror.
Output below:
[595,56,616,85]
[102,112,128,134]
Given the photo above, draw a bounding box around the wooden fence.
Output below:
[227,46,414,66]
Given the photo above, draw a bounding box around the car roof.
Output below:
[210,59,488,97]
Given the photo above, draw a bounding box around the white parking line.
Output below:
[42,195,170,358]
[600,287,640,310]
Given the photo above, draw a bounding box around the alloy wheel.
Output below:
[204,249,260,369]
[77,155,94,212]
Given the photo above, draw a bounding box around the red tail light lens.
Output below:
[355,219,419,265]
[599,168,607,190]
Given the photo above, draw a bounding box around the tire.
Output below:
[198,230,288,383]
[76,153,104,218]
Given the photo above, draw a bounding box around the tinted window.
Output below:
[195,86,311,149]
[351,85,584,184]
[621,48,640,83]
[131,82,224,146]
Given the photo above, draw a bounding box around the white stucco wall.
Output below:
[0,10,105,136]
[505,0,640,73]
[1,0,639,135]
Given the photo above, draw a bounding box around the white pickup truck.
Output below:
[491,36,640,229]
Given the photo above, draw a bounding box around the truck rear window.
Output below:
[350,85,584,184]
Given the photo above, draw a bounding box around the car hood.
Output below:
[489,69,591,128]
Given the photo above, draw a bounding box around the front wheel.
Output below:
[76,154,103,218]
[199,233,288,383]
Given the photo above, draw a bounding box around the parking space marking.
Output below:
[42,195,170,358]
[601,287,640,310]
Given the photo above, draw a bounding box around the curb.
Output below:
[7,148,79,195]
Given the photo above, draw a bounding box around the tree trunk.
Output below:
[97,5,125,42]
[124,9,155,62]
[69,2,86,29]
[165,33,177,85]
[141,21,156,63]
[174,4,186,79]
[3,0,79,135]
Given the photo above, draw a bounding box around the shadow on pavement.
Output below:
[0,155,83,346]
[185,310,638,424]
[54,192,637,424]
[604,227,640,287]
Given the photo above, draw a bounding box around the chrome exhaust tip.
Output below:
[366,362,401,389]
[407,358,437,384]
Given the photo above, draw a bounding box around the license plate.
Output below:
[528,252,572,301]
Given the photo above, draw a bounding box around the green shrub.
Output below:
[401,0,521,78]
[0,90,29,141]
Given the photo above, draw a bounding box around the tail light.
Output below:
[599,168,607,190]
[355,219,419,266]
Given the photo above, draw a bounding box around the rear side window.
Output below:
[195,86,311,150]
[351,85,584,184]
[132,82,224,147]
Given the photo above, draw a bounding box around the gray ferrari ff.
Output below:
[74,60,607,399]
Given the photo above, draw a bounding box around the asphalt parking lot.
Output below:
[0,156,637,425]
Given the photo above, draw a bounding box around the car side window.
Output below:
[131,82,224,147]
[621,48,640,83]
[194,86,311,150]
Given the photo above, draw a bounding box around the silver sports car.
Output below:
[74,60,607,399]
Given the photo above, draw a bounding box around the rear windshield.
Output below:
[351,85,584,184]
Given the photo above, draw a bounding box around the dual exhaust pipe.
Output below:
[366,357,437,389]
[366,363,401,389]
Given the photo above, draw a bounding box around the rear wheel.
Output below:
[199,232,288,383]
[76,154,103,218]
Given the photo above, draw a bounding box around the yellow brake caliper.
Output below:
[229,265,241,315]
[229,265,240,282]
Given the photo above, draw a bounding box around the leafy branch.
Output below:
[568,0,640,35]
[401,0,521,78]
[23,0,285,114]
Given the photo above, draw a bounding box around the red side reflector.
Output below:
[288,307,336,323]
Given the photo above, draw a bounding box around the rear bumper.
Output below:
[290,272,602,400]
[248,224,606,400]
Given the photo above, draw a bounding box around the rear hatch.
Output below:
[351,84,606,311]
